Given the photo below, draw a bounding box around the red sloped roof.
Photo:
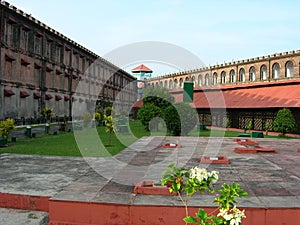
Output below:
[131,64,153,73]
[172,80,300,109]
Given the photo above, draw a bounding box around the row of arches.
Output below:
[150,60,295,89]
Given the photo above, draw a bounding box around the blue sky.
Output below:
[5,0,300,76]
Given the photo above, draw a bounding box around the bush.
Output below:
[105,107,115,116]
[164,102,198,136]
[83,112,92,128]
[94,109,104,126]
[40,107,54,122]
[137,104,162,131]
[143,86,174,110]
[0,118,15,140]
[273,108,296,135]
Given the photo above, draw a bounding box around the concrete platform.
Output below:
[0,137,299,225]
[0,208,48,225]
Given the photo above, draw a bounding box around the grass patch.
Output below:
[0,121,297,157]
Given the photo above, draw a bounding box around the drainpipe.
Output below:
[0,6,4,119]
[40,29,45,112]
[68,47,73,120]
[268,58,271,81]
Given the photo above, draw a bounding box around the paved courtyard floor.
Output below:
[0,137,299,224]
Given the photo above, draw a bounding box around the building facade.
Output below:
[146,50,300,89]
[0,1,137,123]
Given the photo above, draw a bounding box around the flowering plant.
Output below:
[161,163,248,225]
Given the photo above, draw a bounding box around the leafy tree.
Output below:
[143,86,174,110]
[164,102,198,136]
[0,118,15,140]
[40,107,54,122]
[264,121,270,135]
[94,109,104,126]
[83,112,92,128]
[105,106,115,116]
[95,96,112,111]
[247,120,253,133]
[104,115,118,146]
[226,118,231,129]
[273,108,296,135]
[137,104,162,131]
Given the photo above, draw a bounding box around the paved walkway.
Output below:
[0,136,300,224]
[0,137,299,210]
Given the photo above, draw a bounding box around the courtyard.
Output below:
[0,136,299,224]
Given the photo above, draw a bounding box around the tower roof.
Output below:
[131,64,153,73]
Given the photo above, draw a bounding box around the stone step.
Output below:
[0,208,48,225]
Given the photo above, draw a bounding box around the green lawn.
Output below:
[0,121,294,157]
[0,121,150,157]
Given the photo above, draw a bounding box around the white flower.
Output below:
[218,207,246,225]
[189,167,209,182]
[209,170,219,183]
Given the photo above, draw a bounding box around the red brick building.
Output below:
[0,1,137,123]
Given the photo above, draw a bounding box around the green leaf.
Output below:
[183,216,198,224]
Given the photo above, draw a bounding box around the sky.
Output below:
[5,0,300,76]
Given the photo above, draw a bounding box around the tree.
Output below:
[104,115,118,146]
[143,86,174,110]
[0,118,15,140]
[83,112,92,128]
[94,109,104,126]
[273,108,296,135]
[40,107,54,122]
[164,102,198,136]
[137,104,162,131]
[95,96,112,111]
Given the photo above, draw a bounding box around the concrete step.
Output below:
[0,208,48,225]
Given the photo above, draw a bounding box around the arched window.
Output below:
[272,63,280,79]
[198,75,203,87]
[205,73,210,86]
[229,69,235,83]
[155,82,159,87]
[191,76,195,85]
[174,79,178,89]
[249,67,256,81]
[285,61,294,78]
[239,68,245,82]
[164,80,168,88]
[179,78,183,88]
[221,71,226,84]
[213,72,218,85]
[260,65,267,80]
[151,83,154,87]
[169,79,173,89]
[159,81,163,87]
[185,76,189,81]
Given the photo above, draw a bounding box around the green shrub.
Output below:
[273,108,296,135]
[40,107,54,122]
[83,112,92,127]
[143,86,174,110]
[164,102,198,136]
[94,109,104,126]
[0,118,15,140]
[137,104,162,131]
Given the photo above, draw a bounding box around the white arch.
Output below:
[272,63,280,79]
[249,66,256,81]
[286,61,294,78]
[239,68,245,82]
[221,71,226,84]
[229,69,235,83]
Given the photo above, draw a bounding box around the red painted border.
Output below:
[48,199,300,225]
[133,180,177,196]
[200,156,230,164]
[162,143,182,148]
[0,192,50,211]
